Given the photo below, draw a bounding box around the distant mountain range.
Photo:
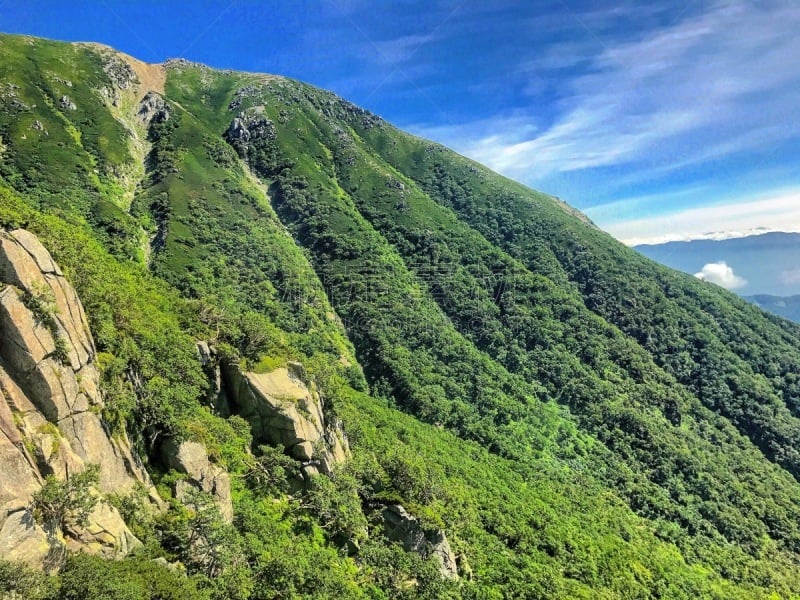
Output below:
[635,232,800,296]
[746,294,800,322]
[635,232,800,321]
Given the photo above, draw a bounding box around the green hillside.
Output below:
[2,33,800,599]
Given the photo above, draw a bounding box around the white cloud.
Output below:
[780,269,800,286]
[695,262,747,290]
[368,33,440,67]
[601,187,800,245]
[414,1,800,183]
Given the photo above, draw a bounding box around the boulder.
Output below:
[0,510,55,571]
[137,91,169,124]
[161,439,233,523]
[381,504,459,581]
[195,341,229,415]
[226,117,250,141]
[59,95,76,111]
[222,360,349,475]
[65,500,142,557]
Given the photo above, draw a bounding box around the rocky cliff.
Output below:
[380,504,459,580]
[0,229,155,570]
[222,360,349,479]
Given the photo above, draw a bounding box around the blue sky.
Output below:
[3,0,800,244]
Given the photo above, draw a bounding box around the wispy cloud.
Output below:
[780,269,800,286]
[606,187,800,245]
[367,33,440,66]
[475,3,795,172]
[412,0,800,235]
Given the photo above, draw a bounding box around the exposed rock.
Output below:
[97,52,139,106]
[137,91,169,125]
[164,57,204,70]
[0,229,160,569]
[0,509,55,570]
[381,504,459,580]
[196,341,229,416]
[59,95,76,111]
[386,177,405,191]
[222,361,349,476]
[228,85,261,111]
[0,381,41,517]
[226,117,250,141]
[224,113,277,166]
[101,53,138,90]
[161,439,233,523]
[8,229,62,276]
[196,341,213,366]
[65,499,141,557]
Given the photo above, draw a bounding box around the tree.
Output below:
[31,465,100,533]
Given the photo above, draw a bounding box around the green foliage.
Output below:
[0,559,58,600]
[357,537,460,600]
[234,492,366,599]
[6,33,800,597]
[160,488,245,582]
[31,465,100,531]
[302,470,368,546]
[245,444,300,496]
[58,553,210,600]
[1,554,210,600]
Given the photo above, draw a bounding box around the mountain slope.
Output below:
[2,33,800,598]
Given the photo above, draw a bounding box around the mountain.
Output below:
[3,33,800,598]
[635,232,800,296]
[747,294,800,323]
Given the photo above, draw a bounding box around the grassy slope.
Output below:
[212,77,800,590]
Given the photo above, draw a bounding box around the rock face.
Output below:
[137,90,169,125]
[224,113,277,168]
[381,504,459,580]
[226,117,250,142]
[161,439,233,523]
[0,229,156,570]
[222,361,349,477]
[59,95,76,111]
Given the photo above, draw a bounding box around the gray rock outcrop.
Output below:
[59,95,76,111]
[381,504,459,580]
[224,112,277,167]
[137,91,169,125]
[226,117,250,141]
[222,360,349,477]
[161,439,233,523]
[0,229,157,569]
